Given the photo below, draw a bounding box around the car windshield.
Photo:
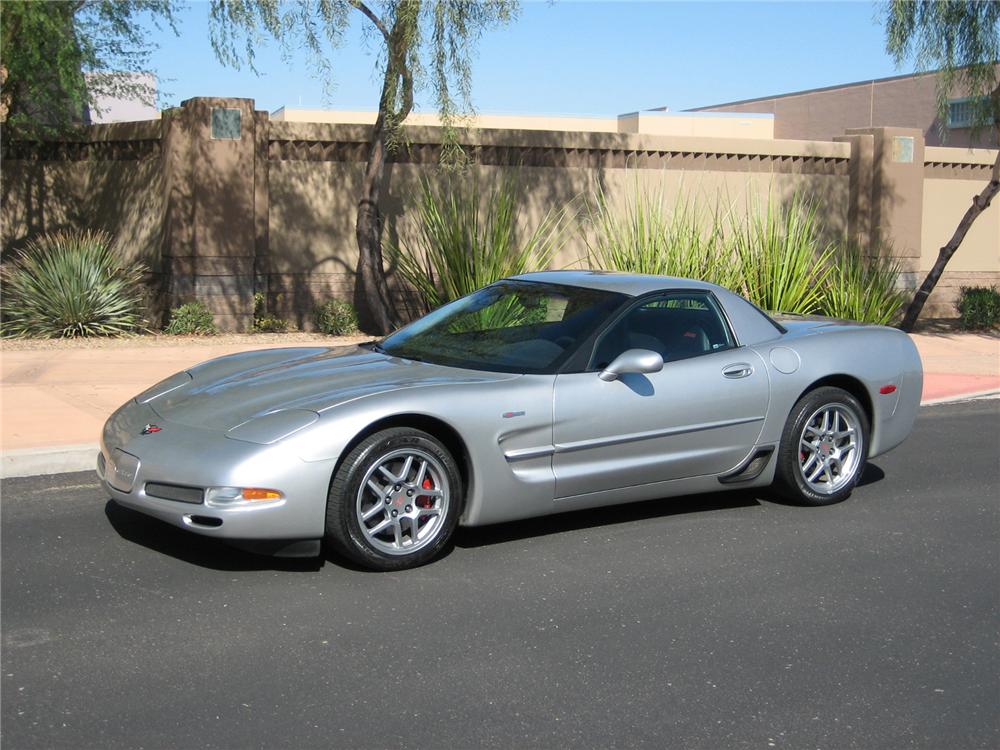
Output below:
[379,280,627,374]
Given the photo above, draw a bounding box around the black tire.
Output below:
[774,386,870,506]
[325,427,463,571]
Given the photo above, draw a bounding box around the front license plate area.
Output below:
[107,449,140,492]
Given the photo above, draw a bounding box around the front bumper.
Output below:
[98,399,337,543]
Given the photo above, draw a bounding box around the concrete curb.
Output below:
[2,444,98,479]
[2,392,997,480]
[920,389,1000,406]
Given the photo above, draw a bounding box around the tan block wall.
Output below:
[265,123,850,326]
[919,147,1000,316]
[2,100,996,331]
[1,123,165,272]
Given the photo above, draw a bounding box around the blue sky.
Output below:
[147,1,904,117]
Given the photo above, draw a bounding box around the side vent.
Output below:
[718,447,775,484]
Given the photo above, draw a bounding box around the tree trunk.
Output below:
[352,4,416,335]
[898,149,1000,332]
[354,113,399,335]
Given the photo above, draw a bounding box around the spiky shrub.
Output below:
[315,298,359,335]
[1,230,146,338]
[728,193,832,315]
[387,175,569,313]
[164,301,219,335]
[819,242,908,325]
[584,181,739,289]
[957,285,1000,330]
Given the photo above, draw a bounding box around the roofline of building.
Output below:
[682,68,949,112]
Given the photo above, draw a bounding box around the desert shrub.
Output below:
[253,292,288,333]
[164,301,218,335]
[584,181,740,290]
[1,229,145,338]
[386,175,569,311]
[957,285,1000,330]
[314,298,359,335]
[819,242,908,325]
[728,193,832,315]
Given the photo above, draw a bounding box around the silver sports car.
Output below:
[99,272,923,570]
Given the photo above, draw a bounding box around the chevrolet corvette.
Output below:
[99,272,923,570]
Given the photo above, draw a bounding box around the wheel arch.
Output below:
[794,374,874,432]
[331,413,473,500]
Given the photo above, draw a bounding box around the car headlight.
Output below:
[135,371,192,403]
[225,409,320,445]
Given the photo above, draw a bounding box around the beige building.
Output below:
[684,68,999,148]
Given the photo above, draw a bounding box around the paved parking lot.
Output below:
[2,400,997,749]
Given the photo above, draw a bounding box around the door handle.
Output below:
[723,363,754,379]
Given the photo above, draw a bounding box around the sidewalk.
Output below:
[1,331,997,478]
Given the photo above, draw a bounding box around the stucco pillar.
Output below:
[845,127,925,275]
[834,131,874,250]
[161,97,263,331]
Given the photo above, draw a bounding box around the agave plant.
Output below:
[728,192,833,315]
[1,230,146,338]
[583,180,739,289]
[387,174,570,315]
[820,241,908,325]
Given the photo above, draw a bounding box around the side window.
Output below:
[590,292,735,369]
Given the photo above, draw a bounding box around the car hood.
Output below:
[146,344,520,429]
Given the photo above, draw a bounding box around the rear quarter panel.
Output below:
[753,326,923,458]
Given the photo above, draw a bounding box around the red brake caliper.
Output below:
[416,477,435,509]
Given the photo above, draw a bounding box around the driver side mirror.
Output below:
[599,349,664,382]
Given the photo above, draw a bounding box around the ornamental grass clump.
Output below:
[819,241,908,325]
[728,193,832,315]
[584,181,739,290]
[387,175,570,312]
[1,230,146,338]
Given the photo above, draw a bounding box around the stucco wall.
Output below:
[2,99,996,330]
[265,123,850,326]
[919,147,1000,316]
[1,120,165,272]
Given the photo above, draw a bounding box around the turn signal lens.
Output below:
[240,488,283,501]
[205,486,284,507]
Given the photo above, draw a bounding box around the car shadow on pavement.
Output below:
[104,500,324,572]
[454,490,762,549]
[103,463,887,570]
[455,461,887,549]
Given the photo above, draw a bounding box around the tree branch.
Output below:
[349,1,389,43]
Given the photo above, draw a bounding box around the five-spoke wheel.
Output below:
[326,427,462,570]
[776,386,869,506]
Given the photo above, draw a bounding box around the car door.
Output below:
[551,291,769,499]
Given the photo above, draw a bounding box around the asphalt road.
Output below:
[2,400,998,750]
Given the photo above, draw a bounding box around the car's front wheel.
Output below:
[325,427,463,570]
[775,386,869,506]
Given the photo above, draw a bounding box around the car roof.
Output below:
[509,270,720,296]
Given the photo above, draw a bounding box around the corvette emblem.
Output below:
[141,424,162,435]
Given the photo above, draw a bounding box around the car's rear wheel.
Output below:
[775,386,869,506]
[325,427,463,570]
